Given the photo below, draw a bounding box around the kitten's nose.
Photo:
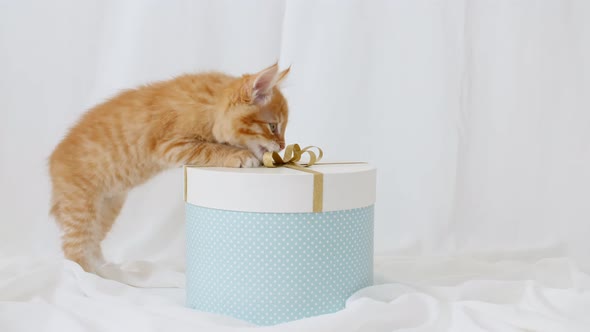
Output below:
[279,142,285,150]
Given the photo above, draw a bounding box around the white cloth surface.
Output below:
[2,255,589,332]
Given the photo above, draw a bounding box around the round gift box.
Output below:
[184,164,376,326]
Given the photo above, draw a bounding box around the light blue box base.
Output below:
[185,205,374,326]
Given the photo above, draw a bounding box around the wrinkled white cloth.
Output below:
[2,255,589,332]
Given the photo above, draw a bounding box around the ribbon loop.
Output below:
[262,143,324,212]
[262,144,323,168]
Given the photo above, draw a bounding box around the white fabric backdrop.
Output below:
[2,0,589,269]
[1,0,590,331]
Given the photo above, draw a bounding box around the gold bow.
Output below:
[262,144,325,212]
[262,144,323,168]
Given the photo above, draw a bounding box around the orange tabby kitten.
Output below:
[49,63,290,273]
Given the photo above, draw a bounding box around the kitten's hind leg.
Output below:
[94,193,183,287]
[52,194,104,273]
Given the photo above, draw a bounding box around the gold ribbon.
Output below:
[263,144,325,212]
[262,144,323,168]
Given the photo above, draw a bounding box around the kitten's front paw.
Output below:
[224,150,261,168]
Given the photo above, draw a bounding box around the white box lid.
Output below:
[184,163,376,213]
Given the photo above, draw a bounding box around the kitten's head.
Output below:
[214,63,290,160]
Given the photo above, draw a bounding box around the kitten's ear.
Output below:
[276,66,291,85]
[250,63,279,105]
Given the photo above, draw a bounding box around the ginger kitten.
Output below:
[49,63,290,273]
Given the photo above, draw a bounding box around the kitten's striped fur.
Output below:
[49,64,289,272]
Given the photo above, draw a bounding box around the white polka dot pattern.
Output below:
[185,205,374,326]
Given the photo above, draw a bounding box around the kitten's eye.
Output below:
[268,123,277,133]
